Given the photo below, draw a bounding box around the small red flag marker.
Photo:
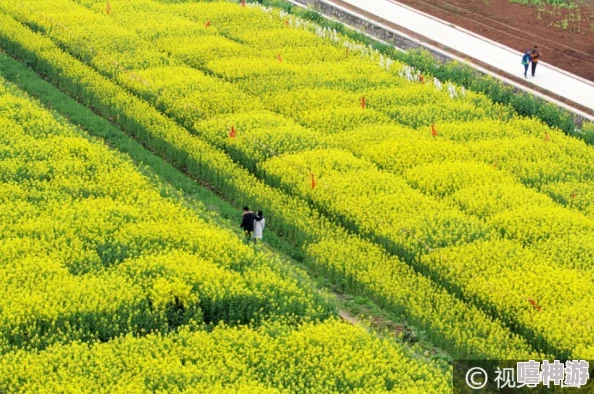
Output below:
[205,21,211,28]
[229,125,236,138]
[528,298,541,312]
[311,173,316,190]
[277,54,282,63]
[361,96,366,109]
[431,123,437,138]
[569,190,577,207]
[418,74,425,84]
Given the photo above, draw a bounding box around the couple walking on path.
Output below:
[240,206,265,243]
[522,46,542,79]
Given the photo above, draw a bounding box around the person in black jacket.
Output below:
[240,206,256,241]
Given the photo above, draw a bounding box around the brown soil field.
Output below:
[391,0,594,81]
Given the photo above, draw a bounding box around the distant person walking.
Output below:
[253,210,265,243]
[521,49,531,78]
[240,206,255,241]
[530,46,542,77]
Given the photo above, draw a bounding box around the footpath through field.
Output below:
[323,0,594,117]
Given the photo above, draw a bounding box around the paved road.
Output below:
[331,0,594,114]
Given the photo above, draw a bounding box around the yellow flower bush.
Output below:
[422,240,594,358]
[236,59,406,95]
[306,237,538,360]
[540,180,594,215]
[403,161,517,198]
[261,149,490,252]
[0,320,451,393]
[447,182,558,219]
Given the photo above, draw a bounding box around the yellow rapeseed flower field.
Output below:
[2,0,593,389]
[0,1,538,363]
[0,75,451,391]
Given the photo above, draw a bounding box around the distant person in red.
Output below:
[521,49,531,79]
[240,206,255,241]
[530,46,542,77]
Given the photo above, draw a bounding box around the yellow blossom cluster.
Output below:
[0,320,451,393]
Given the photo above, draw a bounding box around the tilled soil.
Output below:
[390,0,594,82]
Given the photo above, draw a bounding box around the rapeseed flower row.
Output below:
[0,70,457,392]
[61,0,586,352]
[12,0,584,358]
[0,4,539,362]
[0,79,331,354]
[0,320,451,393]
[97,0,594,359]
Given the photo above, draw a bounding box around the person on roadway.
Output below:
[530,46,542,77]
[521,49,532,79]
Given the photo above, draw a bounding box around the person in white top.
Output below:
[253,210,265,243]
